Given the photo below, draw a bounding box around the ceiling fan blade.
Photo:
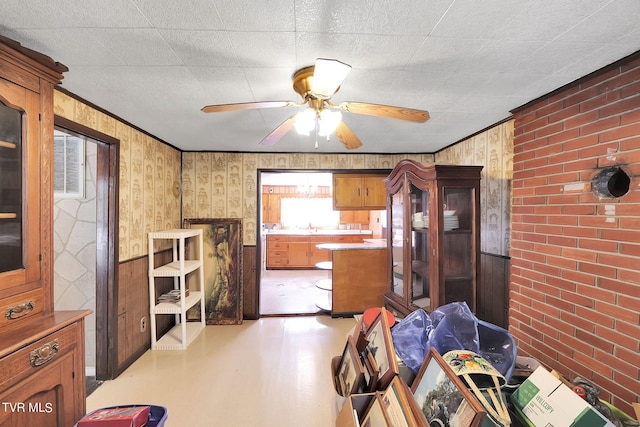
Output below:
[259,115,296,146]
[338,101,430,123]
[334,121,363,150]
[310,58,352,99]
[202,101,297,113]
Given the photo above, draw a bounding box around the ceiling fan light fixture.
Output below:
[317,109,342,137]
[294,108,316,135]
[202,57,428,150]
[310,58,352,99]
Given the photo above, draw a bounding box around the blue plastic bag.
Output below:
[391,302,517,382]
[390,308,432,373]
[428,301,479,355]
[476,319,517,382]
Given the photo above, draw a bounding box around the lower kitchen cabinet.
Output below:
[266,233,365,269]
[287,237,311,267]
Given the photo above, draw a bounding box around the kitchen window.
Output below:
[280,197,339,228]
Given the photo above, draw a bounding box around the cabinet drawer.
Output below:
[287,236,309,242]
[0,321,80,393]
[0,290,44,329]
[268,241,287,250]
[267,258,288,267]
[267,235,287,243]
[267,249,287,259]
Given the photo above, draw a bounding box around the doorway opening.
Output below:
[52,128,99,392]
[259,171,335,316]
[54,116,119,384]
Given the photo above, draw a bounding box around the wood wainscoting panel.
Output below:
[242,246,258,319]
[477,253,510,329]
[115,250,172,375]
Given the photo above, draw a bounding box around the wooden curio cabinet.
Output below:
[0,36,89,426]
[384,160,482,317]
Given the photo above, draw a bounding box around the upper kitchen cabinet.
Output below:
[262,188,281,225]
[384,161,482,317]
[333,173,387,210]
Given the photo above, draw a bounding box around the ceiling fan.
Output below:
[201,58,430,150]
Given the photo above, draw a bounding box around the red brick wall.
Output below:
[510,53,640,415]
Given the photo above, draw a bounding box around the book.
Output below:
[77,405,149,427]
[157,288,188,303]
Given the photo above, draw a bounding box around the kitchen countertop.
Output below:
[264,229,373,236]
[363,238,386,244]
[316,242,386,250]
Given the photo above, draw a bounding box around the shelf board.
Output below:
[412,296,431,309]
[411,260,430,277]
[444,275,473,282]
[153,322,204,350]
[0,140,17,149]
[148,228,202,239]
[315,292,332,312]
[153,291,203,314]
[315,261,333,270]
[315,278,332,291]
[152,260,201,277]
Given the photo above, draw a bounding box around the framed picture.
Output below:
[337,336,365,397]
[361,394,392,427]
[363,349,380,392]
[411,348,485,427]
[183,218,243,325]
[380,376,417,427]
[350,315,368,352]
[365,307,399,389]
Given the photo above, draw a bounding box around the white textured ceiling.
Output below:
[1,0,639,153]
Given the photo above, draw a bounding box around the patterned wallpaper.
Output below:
[435,120,514,257]
[53,90,182,262]
[181,152,436,246]
[53,89,512,260]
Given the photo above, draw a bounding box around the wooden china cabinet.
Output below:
[384,160,482,317]
[0,36,90,426]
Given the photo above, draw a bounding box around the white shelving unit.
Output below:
[148,228,206,350]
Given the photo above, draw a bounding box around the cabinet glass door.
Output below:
[390,191,404,300]
[0,101,23,273]
[410,184,430,310]
[442,187,474,307]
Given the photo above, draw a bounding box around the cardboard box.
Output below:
[511,366,615,427]
[335,377,429,427]
[336,393,376,427]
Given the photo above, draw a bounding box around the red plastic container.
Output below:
[75,405,168,427]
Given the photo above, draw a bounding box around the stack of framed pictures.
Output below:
[335,307,400,397]
[334,307,426,426]
[333,307,492,427]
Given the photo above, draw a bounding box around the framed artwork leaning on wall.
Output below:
[183,218,243,324]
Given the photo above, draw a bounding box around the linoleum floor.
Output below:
[86,316,354,427]
[260,269,329,315]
